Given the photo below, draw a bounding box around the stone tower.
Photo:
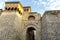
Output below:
[21,12,41,40]
[0,2,41,40]
[42,10,60,40]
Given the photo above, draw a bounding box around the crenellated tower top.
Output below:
[5,2,24,14]
[5,2,31,15]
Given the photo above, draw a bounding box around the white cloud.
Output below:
[0,1,4,9]
[45,0,60,10]
[32,0,60,14]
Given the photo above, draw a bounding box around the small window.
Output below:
[24,9,26,11]
[17,9,22,15]
[5,7,7,10]
[14,7,17,10]
[17,8,19,11]
[11,8,14,10]
[27,9,29,11]
[28,16,35,20]
[24,8,29,12]
[8,8,10,10]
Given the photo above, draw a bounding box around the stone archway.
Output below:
[26,27,36,40]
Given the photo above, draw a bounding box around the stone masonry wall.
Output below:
[42,10,60,40]
[21,12,41,40]
[0,11,22,40]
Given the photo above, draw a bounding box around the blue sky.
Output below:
[0,0,60,15]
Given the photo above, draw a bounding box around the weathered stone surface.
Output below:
[42,10,60,40]
[0,11,22,40]
[0,11,41,40]
[21,12,41,40]
[1,9,60,40]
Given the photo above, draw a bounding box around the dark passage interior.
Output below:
[27,27,36,40]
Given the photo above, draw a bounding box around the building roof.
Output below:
[23,6,31,8]
[5,1,23,7]
[5,1,20,3]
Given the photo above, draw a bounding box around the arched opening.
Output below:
[14,7,17,10]
[28,16,35,20]
[19,11,22,15]
[17,8,19,11]
[11,7,14,10]
[27,27,36,40]
[8,8,10,10]
[5,7,7,10]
